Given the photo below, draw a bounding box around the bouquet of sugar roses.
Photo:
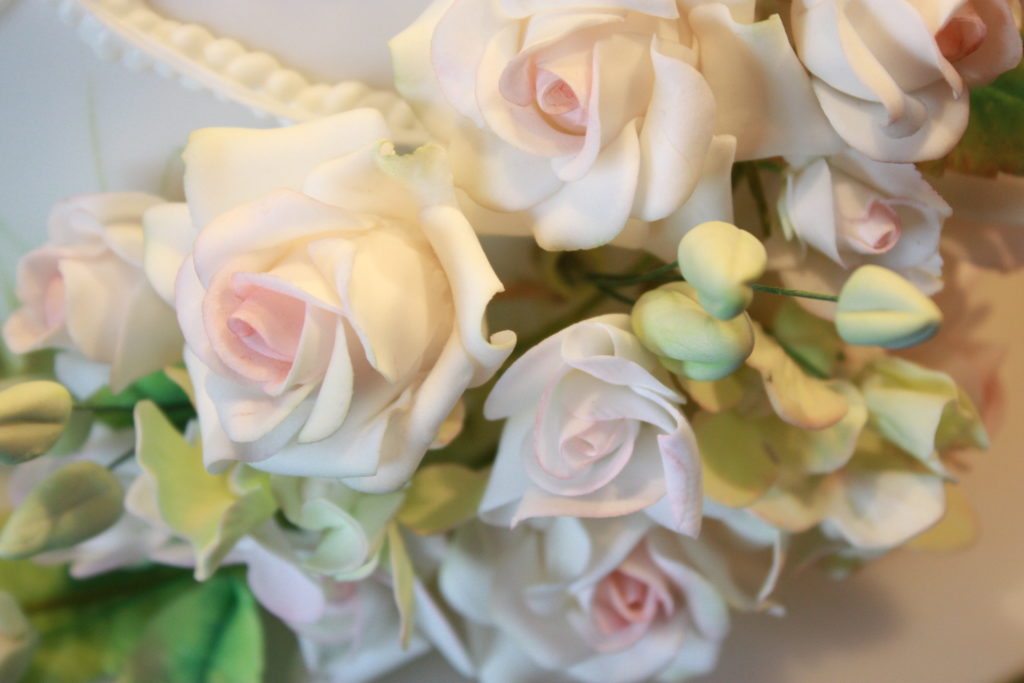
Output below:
[0,0,1021,681]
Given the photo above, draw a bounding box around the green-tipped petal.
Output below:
[0,381,73,465]
[860,357,988,474]
[632,282,754,381]
[835,265,942,349]
[677,221,767,320]
[0,462,123,559]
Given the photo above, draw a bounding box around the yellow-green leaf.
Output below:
[133,401,275,580]
[397,464,488,536]
[907,482,978,551]
[387,523,416,649]
[746,324,848,430]
[0,591,35,681]
[694,412,778,508]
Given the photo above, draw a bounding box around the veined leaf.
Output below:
[0,561,197,682]
[118,572,263,683]
[930,46,1024,177]
[397,464,488,536]
[134,401,275,580]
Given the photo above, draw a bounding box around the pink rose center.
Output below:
[936,4,988,63]
[845,200,903,254]
[534,68,588,134]
[227,285,305,364]
[562,418,629,467]
[206,271,309,390]
[589,549,676,652]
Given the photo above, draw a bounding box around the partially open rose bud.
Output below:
[792,0,1022,161]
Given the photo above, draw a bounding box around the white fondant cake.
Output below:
[1,2,1024,683]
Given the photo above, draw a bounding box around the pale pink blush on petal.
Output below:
[936,4,989,62]
[843,199,903,254]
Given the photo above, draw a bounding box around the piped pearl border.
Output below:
[48,0,423,134]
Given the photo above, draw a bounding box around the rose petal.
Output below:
[533,119,641,250]
[183,109,389,230]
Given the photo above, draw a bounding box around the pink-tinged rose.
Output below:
[792,0,1023,162]
[161,109,514,491]
[480,314,702,536]
[777,149,951,307]
[2,193,183,394]
[391,0,839,251]
[440,517,730,683]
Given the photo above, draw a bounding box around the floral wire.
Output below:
[585,261,680,284]
[586,262,839,303]
[106,449,135,471]
[595,284,637,306]
[750,284,838,302]
[74,402,193,414]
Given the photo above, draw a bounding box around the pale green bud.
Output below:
[631,282,754,381]
[0,381,73,465]
[677,221,767,320]
[0,462,123,560]
[836,265,941,349]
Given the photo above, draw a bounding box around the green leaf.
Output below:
[0,561,198,682]
[134,401,275,580]
[936,52,1024,177]
[0,591,36,681]
[0,462,123,559]
[386,523,416,649]
[693,411,778,508]
[118,572,263,683]
[0,381,73,465]
[771,299,841,378]
[397,464,488,536]
[86,370,193,430]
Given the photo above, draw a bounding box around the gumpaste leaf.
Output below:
[133,401,275,580]
[387,523,416,649]
[117,572,263,683]
[397,464,489,536]
[0,561,198,682]
[693,411,778,508]
[907,482,978,552]
[936,50,1024,177]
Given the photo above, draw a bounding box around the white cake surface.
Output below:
[1,1,1024,682]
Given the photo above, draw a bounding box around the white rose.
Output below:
[391,0,839,251]
[150,109,514,491]
[480,314,702,536]
[2,193,183,394]
[777,149,952,301]
[440,516,730,683]
[792,0,1023,161]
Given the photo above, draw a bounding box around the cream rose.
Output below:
[2,193,183,395]
[391,0,839,251]
[480,314,701,536]
[792,0,1023,162]
[777,149,951,301]
[440,517,729,683]
[154,109,514,491]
